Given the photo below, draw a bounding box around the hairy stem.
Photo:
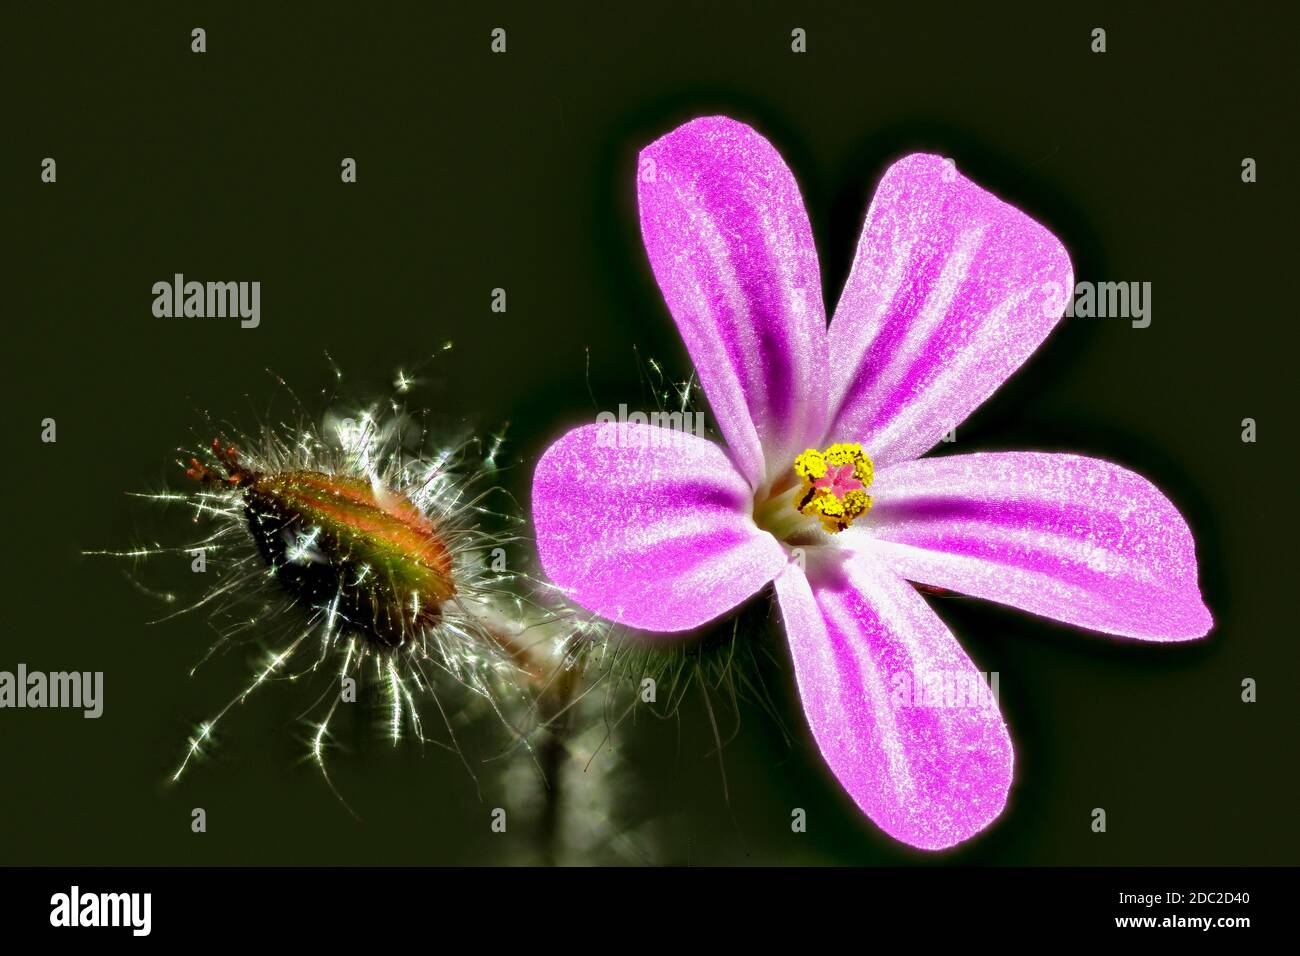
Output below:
[535,667,579,865]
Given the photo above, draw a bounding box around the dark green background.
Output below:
[5,1,1295,865]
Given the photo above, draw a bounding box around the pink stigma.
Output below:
[813,463,863,498]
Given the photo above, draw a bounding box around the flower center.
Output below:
[753,442,875,540]
[791,443,874,533]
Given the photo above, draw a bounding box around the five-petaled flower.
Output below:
[532,116,1212,850]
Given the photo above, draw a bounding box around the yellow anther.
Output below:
[818,496,845,518]
[793,448,828,481]
[842,488,871,519]
[823,443,861,467]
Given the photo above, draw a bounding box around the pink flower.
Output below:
[532,116,1211,850]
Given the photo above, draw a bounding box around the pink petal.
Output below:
[638,116,829,490]
[774,553,1013,850]
[851,452,1213,641]
[531,420,788,632]
[826,154,1073,467]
